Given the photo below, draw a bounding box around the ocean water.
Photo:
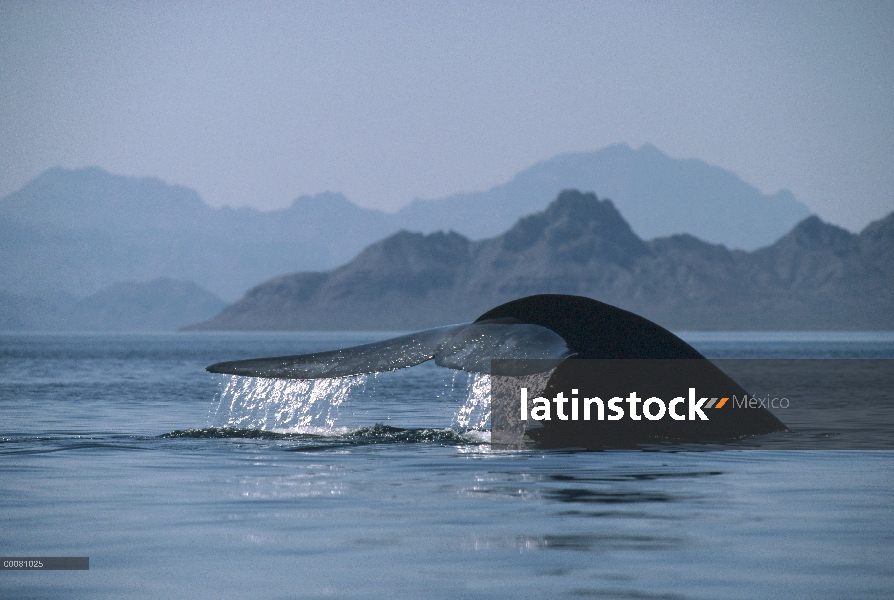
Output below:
[1,331,893,599]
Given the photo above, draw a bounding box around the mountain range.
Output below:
[393,144,809,246]
[0,144,809,303]
[0,278,226,332]
[191,190,893,331]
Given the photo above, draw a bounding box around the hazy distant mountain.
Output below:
[395,144,810,249]
[64,278,227,331]
[0,167,393,301]
[1,278,226,331]
[192,190,892,331]
[0,145,810,303]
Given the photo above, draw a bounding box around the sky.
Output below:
[1,1,892,232]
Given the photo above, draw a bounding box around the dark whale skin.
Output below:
[478,295,787,448]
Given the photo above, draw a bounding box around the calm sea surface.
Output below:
[1,331,893,599]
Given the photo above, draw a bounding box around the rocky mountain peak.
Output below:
[349,230,471,271]
[776,215,860,257]
[500,189,650,265]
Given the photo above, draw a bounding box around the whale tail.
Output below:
[206,294,787,445]
[206,320,572,379]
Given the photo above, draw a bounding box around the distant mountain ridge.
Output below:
[1,278,226,331]
[393,144,810,247]
[0,167,395,300]
[1,144,810,302]
[191,190,893,331]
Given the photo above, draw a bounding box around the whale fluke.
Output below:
[206,294,787,446]
[206,321,572,378]
[475,294,704,359]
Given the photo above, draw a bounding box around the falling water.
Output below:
[210,374,368,432]
[451,372,490,432]
[210,369,494,436]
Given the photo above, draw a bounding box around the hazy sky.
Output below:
[2,1,892,231]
